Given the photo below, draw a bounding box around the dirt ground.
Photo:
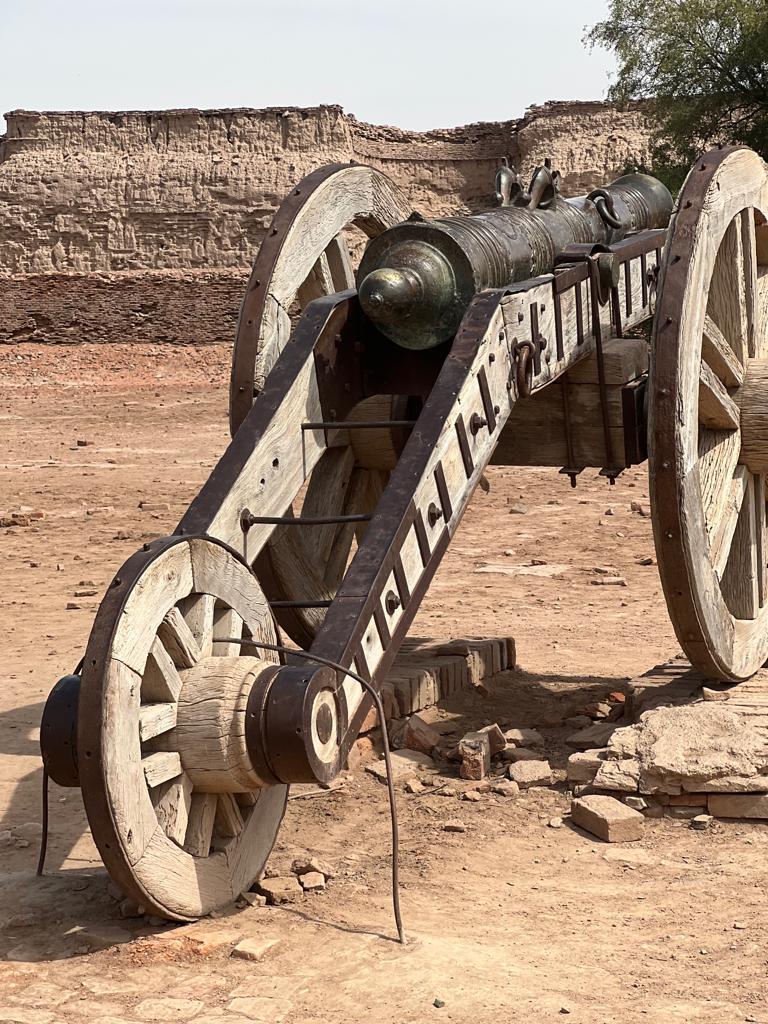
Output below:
[1,342,765,1024]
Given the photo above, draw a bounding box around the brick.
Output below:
[571,794,644,842]
[508,759,553,788]
[503,728,544,747]
[459,732,490,780]
[477,723,506,754]
[708,793,768,818]
[566,749,606,784]
[298,871,325,892]
[593,758,639,792]
[403,713,441,755]
[256,876,303,904]
[231,938,280,962]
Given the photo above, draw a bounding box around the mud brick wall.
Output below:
[0,101,655,344]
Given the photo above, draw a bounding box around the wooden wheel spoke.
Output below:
[142,750,183,788]
[711,465,750,576]
[699,428,742,531]
[702,316,744,386]
[143,637,183,702]
[157,606,202,669]
[301,446,356,568]
[151,774,193,845]
[722,472,760,618]
[322,467,373,589]
[184,792,217,857]
[139,701,177,742]
[214,793,244,838]
[707,215,749,365]
[699,361,740,429]
[212,604,243,656]
[325,234,355,291]
[297,250,335,306]
[755,473,768,607]
[741,208,759,358]
[180,592,215,659]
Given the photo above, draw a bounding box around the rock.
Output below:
[503,727,544,747]
[566,749,606,784]
[0,830,13,847]
[462,790,482,802]
[477,723,506,754]
[590,576,627,586]
[548,816,563,829]
[491,779,520,799]
[708,793,768,819]
[290,855,335,879]
[701,686,731,701]
[589,702,613,720]
[691,814,713,831]
[624,796,648,811]
[403,713,441,755]
[256,876,303,904]
[65,602,81,611]
[630,501,650,516]
[571,794,644,842]
[240,892,267,907]
[404,777,424,794]
[458,732,490,781]
[365,749,434,782]
[508,760,553,788]
[73,924,132,950]
[231,938,280,962]
[434,998,446,1008]
[636,556,655,565]
[507,502,528,514]
[442,820,467,833]
[602,847,657,866]
[133,997,206,1021]
[566,723,616,750]
[118,898,146,918]
[565,715,592,730]
[298,871,326,892]
[666,805,702,819]
[507,746,543,763]
[593,758,640,793]
[138,501,170,512]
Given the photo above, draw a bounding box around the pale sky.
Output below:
[1,0,616,135]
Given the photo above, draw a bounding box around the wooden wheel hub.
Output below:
[168,655,276,793]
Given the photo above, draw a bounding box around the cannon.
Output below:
[39,145,768,921]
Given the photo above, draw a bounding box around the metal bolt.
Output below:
[385,590,401,615]
[427,503,444,527]
[470,413,488,435]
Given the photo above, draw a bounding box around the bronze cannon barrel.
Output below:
[357,172,673,349]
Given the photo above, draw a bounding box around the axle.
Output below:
[357,167,672,349]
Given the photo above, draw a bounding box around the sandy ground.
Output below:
[0,342,765,1024]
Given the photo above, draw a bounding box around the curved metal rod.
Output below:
[228,637,406,945]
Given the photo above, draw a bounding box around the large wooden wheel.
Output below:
[229,164,414,648]
[78,537,287,920]
[650,146,768,681]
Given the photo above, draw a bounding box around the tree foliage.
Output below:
[587,1,768,163]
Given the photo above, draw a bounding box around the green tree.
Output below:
[587,0,768,166]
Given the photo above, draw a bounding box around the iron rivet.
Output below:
[427,503,444,527]
[385,590,401,615]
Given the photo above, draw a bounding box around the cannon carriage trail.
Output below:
[1,342,767,1023]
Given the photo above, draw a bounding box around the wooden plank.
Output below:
[702,315,744,387]
[142,637,183,703]
[138,702,178,742]
[151,773,193,845]
[699,360,740,430]
[183,792,217,857]
[157,606,202,669]
[142,750,183,788]
[566,336,648,384]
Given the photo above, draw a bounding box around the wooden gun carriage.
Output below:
[40,145,768,921]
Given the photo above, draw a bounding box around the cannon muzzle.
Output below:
[357,170,673,350]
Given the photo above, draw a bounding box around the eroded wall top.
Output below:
[0,101,655,276]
